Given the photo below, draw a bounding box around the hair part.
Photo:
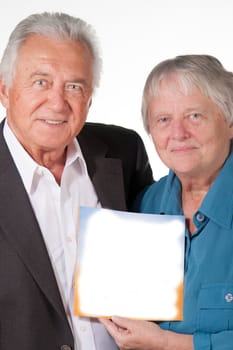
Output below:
[142,55,233,133]
[0,12,102,90]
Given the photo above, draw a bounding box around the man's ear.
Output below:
[0,78,9,109]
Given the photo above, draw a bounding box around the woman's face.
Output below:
[147,77,233,181]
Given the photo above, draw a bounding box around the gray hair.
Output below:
[142,55,233,133]
[0,12,102,90]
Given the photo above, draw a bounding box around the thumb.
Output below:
[111,316,132,330]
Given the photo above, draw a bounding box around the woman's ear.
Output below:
[0,78,9,109]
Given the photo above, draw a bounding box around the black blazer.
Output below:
[0,120,153,350]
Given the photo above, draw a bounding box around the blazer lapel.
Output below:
[0,124,67,322]
[78,127,127,210]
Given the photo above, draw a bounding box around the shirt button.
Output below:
[80,325,87,332]
[225,293,233,302]
[36,167,43,176]
[196,213,205,222]
[60,345,72,350]
[66,236,72,243]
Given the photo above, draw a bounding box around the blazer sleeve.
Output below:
[78,122,154,209]
[125,130,154,207]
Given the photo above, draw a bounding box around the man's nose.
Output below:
[47,87,67,111]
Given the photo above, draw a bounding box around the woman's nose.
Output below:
[171,119,189,140]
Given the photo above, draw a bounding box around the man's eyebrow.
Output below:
[29,72,50,78]
[66,78,88,85]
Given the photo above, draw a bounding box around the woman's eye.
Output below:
[158,116,169,124]
[190,113,201,120]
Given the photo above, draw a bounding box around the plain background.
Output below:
[0,0,232,179]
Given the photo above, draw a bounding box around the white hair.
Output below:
[0,12,102,90]
[142,55,233,132]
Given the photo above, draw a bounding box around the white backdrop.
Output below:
[0,0,232,179]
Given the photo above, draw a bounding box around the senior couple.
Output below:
[0,11,232,350]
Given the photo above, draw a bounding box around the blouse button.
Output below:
[225,293,233,302]
[196,212,205,222]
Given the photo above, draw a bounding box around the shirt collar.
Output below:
[3,121,86,194]
[200,150,233,229]
[159,171,183,215]
[159,150,233,229]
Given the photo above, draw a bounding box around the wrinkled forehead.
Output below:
[148,72,202,98]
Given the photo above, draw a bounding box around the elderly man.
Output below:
[0,12,153,350]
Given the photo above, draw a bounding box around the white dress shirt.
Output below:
[3,121,101,350]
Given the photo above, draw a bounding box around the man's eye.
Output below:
[65,83,82,91]
[34,79,47,86]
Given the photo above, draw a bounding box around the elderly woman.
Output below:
[101,55,233,350]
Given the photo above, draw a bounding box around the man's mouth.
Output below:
[43,119,66,125]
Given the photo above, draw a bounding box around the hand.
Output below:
[100,316,166,350]
[100,316,194,350]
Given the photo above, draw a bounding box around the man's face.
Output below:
[0,34,93,158]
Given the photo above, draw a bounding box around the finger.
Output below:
[99,318,120,334]
[111,316,133,330]
[99,317,112,326]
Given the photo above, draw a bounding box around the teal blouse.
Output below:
[135,150,233,350]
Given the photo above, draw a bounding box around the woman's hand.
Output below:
[100,316,193,350]
[100,316,166,350]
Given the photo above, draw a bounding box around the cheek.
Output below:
[151,132,168,151]
[71,99,91,120]
[200,129,227,148]
[9,91,29,111]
